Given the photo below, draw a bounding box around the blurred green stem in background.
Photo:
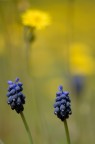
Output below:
[20,112,33,144]
[64,119,71,144]
[23,26,35,77]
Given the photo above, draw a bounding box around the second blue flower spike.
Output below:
[54,85,72,121]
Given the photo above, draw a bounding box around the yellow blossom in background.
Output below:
[21,9,51,30]
[69,43,94,75]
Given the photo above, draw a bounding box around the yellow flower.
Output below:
[21,9,51,30]
[69,43,94,75]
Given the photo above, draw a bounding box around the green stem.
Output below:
[64,119,71,144]
[20,112,33,144]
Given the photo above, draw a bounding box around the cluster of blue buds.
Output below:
[6,78,25,113]
[54,85,72,121]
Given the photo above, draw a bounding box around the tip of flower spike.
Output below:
[58,85,63,91]
[15,78,19,83]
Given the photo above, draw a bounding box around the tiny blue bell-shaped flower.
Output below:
[53,85,72,121]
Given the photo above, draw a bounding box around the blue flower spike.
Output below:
[7,78,25,113]
[6,78,33,144]
[54,85,72,121]
[54,85,72,144]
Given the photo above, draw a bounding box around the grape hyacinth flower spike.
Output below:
[7,78,25,113]
[6,78,33,144]
[54,85,72,144]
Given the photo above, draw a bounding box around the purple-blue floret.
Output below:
[6,78,25,113]
[54,85,72,121]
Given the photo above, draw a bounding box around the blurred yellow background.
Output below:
[0,0,95,144]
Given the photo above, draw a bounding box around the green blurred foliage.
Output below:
[0,0,95,144]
